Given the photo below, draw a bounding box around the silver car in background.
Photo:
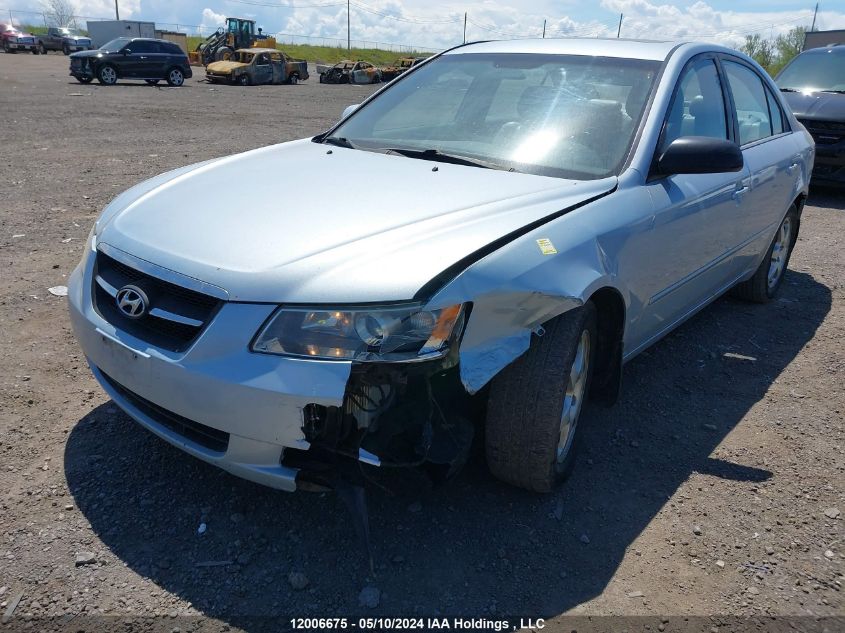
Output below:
[68,38,814,494]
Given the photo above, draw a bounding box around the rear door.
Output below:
[718,56,800,277]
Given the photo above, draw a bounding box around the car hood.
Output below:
[97,139,616,303]
[207,60,246,73]
[70,49,103,58]
[782,90,845,120]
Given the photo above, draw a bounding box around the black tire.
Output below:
[485,302,598,493]
[38,42,46,54]
[97,64,118,85]
[166,67,185,87]
[730,204,799,303]
[31,48,39,55]
[237,73,250,86]
[319,73,325,83]
[145,79,160,85]
[76,76,93,84]
[215,47,233,62]
[288,73,299,85]
[63,43,70,55]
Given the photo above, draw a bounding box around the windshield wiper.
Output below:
[381,147,508,171]
[322,136,356,149]
[779,87,799,92]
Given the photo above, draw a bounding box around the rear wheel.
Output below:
[288,73,299,85]
[62,43,70,55]
[97,64,117,85]
[485,303,597,492]
[38,42,46,54]
[165,67,184,87]
[730,205,799,303]
[31,48,39,55]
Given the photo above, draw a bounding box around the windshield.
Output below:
[327,52,659,179]
[60,28,80,36]
[776,50,845,93]
[99,37,130,52]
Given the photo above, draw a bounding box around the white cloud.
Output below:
[200,7,225,30]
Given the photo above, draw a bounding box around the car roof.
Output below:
[448,38,687,61]
[237,47,277,53]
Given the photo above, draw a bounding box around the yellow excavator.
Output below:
[189,17,277,66]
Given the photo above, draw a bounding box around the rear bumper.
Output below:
[67,243,352,491]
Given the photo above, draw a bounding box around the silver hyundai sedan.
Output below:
[68,38,814,493]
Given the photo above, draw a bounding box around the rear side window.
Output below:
[723,60,773,145]
[661,58,728,151]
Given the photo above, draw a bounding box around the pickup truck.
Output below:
[1,24,38,54]
[37,27,92,55]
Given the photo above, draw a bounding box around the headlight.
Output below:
[252,304,465,362]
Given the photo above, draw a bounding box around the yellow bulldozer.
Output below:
[189,17,277,67]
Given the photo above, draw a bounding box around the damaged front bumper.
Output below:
[67,247,474,491]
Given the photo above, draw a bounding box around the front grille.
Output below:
[799,118,845,145]
[93,251,221,353]
[101,370,230,453]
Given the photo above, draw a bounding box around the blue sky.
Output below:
[7,0,845,50]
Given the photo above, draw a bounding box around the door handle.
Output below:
[731,186,750,202]
[787,163,799,174]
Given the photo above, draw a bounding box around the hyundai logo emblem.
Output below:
[115,285,149,319]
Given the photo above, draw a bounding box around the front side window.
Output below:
[327,52,659,179]
[99,37,130,52]
[661,58,727,151]
[723,60,773,145]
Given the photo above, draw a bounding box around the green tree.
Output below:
[770,26,806,75]
[741,33,774,70]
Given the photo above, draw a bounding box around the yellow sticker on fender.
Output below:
[536,238,557,255]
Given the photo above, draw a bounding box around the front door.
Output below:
[630,55,751,353]
[253,53,273,84]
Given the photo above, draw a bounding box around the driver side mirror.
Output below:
[342,104,360,120]
[121,49,130,55]
[656,136,743,176]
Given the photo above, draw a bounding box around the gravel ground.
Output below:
[0,53,843,631]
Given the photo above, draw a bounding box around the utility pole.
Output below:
[347,0,350,50]
[542,19,546,38]
[463,12,467,44]
[810,2,819,32]
[114,1,120,20]
[617,13,623,38]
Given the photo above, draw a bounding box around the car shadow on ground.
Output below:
[808,187,845,211]
[64,269,830,623]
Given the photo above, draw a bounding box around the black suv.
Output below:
[776,44,845,187]
[69,37,192,86]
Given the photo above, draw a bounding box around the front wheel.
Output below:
[38,42,46,54]
[166,67,184,87]
[730,205,799,303]
[237,73,250,86]
[485,302,597,492]
[97,64,117,85]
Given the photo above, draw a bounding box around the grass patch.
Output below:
[185,36,432,66]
